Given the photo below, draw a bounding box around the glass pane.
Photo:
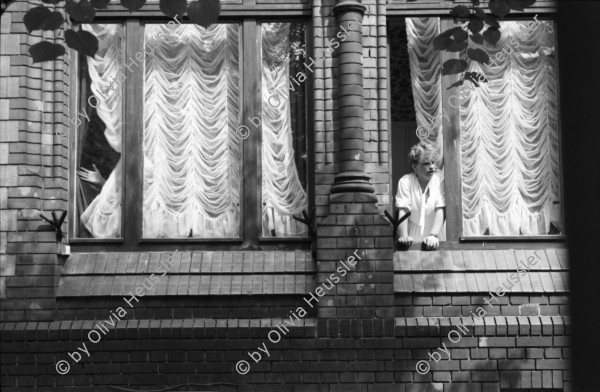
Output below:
[459,19,562,236]
[75,24,124,239]
[260,22,309,237]
[142,24,242,238]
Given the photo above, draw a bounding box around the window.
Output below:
[455,19,562,237]
[389,15,563,244]
[71,19,311,246]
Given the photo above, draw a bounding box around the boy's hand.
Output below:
[398,236,413,248]
[423,235,439,251]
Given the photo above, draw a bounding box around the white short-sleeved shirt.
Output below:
[395,172,446,242]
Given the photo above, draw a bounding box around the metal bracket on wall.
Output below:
[39,210,67,242]
[293,208,317,259]
[384,209,411,251]
[293,208,316,238]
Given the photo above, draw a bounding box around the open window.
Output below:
[388,16,564,246]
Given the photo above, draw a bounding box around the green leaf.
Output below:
[453,28,468,42]
[450,5,471,18]
[508,0,536,11]
[489,0,511,18]
[433,34,453,50]
[433,28,460,50]
[65,0,95,22]
[483,26,501,45]
[468,15,485,34]
[465,71,488,87]
[65,29,99,57]
[24,6,64,32]
[447,40,468,52]
[442,59,468,75]
[467,48,490,64]
[160,0,186,18]
[484,14,500,28]
[448,79,466,89]
[440,28,457,38]
[120,0,145,12]
[188,0,221,28]
[91,0,110,9]
[474,7,486,19]
[1,0,14,15]
[470,32,484,45]
[29,41,65,63]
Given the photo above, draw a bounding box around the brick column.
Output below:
[330,0,374,194]
[312,0,394,338]
[315,192,394,338]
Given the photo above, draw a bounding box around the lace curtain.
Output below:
[406,18,444,167]
[80,23,307,238]
[406,18,561,236]
[79,24,124,238]
[261,23,308,237]
[143,24,241,238]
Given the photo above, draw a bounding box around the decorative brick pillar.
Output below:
[315,193,394,338]
[330,0,375,194]
[312,0,394,338]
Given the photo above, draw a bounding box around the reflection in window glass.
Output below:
[460,20,562,236]
[75,24,124,238]
[142,24,241,238]
[260,22,308,237]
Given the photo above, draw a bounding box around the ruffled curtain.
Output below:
[80,24,124,238]
[406,18,561,236]
[406,18,444,167]
[261,23,308,236]
[143,24,241,238]
[460,21,560,235]
[80,23,307,239]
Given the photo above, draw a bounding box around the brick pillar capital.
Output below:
[333,0,367,16]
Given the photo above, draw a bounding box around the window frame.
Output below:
[387,11,567,250]
[68,11,314,252]
[440,16,566,244]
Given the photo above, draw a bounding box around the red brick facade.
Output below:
[0,0,570,391]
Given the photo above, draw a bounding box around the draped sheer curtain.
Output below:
[78,24,124,238]
[406,18,444,168]
[77,22,308,239]
[460,20,560,236]
[260,23,308,237]
[405,18,562,236]
[143,24,241,238]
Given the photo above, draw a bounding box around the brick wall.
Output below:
[0,0,571,391]
[0,317,570,391]
[0,0,70,321]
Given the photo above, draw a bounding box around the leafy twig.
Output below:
[436,0,536,88]
[19,0,223,63]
